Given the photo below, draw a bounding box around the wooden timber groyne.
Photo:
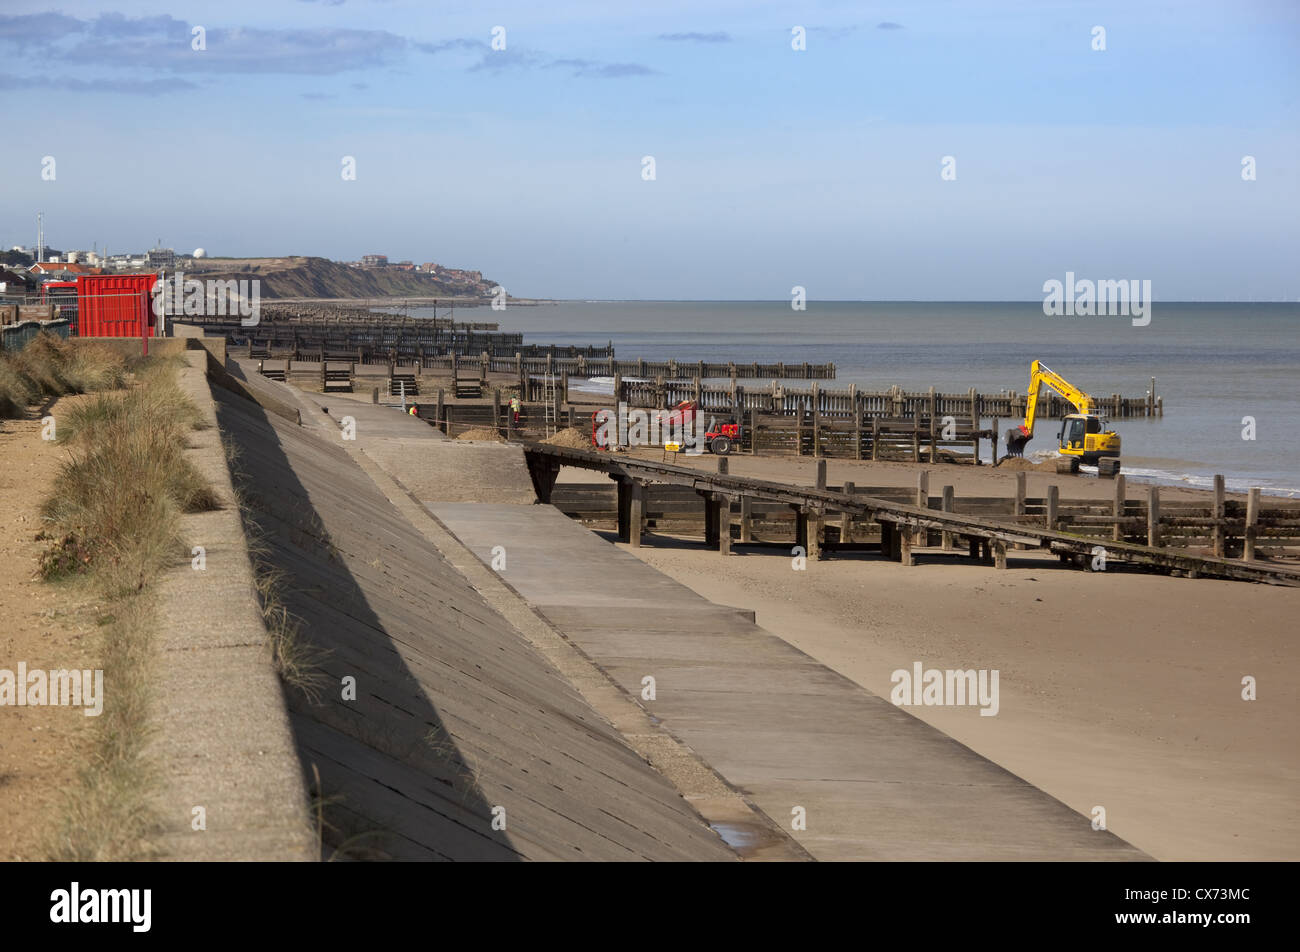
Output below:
[553,472,1300,564]
[520,444,1300,586]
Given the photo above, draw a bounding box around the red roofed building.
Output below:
[29,262,104,276]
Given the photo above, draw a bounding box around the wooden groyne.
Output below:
[519,444,1300,586]
[609,378,1158,419]
[553,473,1300,563]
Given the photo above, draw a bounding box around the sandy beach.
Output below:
[558,453,1300,860]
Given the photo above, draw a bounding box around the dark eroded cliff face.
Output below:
[185,256,496,300]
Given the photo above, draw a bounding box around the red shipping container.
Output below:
[76,273,158,338]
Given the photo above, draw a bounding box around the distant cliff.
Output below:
[182,256,497,300]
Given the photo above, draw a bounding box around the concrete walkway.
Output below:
[429,500,1148,861]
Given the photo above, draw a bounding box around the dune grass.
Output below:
[39,357,218,860]
[0,332,126,417]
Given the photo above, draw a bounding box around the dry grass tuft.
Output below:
[0,333,127,416]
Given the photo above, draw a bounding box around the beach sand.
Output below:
[557,454,1300,860]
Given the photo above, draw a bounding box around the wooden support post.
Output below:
[718,457,729,475]
[704,492,719,547]
[1244,487,1260,562]
[911,411,920,463]
[841,480,855,544]
[993,540,1007,570]
[435,388,445,434]
[740,495,753,544]
[1113,474,1126,542]
[1213,474,1225,557]
[1147,485,1161,548]
[616,478,632,542]
[527,459,561,504]
[816,458,827,491]
[915,470,929,545]
[970,390,981,464]
[371,386,379,405]
[812,382,821,458]
[871,416,880,461]
[942,485,955,549]
[630,481,644,548]
[717,495,731,556]
[1046,484,1059,532]
[899,529,913,566]
[854,404,863,460]
[1014,471,1026,547]
[493,388,502,436]
[807,508,822,561]
[794,506,809,550]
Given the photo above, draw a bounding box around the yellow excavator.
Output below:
[1004,361,1122,476]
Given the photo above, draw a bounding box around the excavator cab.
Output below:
[1057,413,1120,472]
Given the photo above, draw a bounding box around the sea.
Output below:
[391,301,1300,496]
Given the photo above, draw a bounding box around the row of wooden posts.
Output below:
[599,461,1291,564]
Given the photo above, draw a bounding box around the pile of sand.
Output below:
[454,427,505,442]
[995,457,1059,472]
[541,427,592,449]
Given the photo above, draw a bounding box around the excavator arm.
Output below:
[1020,360,1094,439]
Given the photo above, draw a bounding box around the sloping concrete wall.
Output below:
[213,386,733,860]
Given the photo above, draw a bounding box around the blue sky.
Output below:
[1,1,1297,299]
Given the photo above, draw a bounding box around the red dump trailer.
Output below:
[76,273,158,339]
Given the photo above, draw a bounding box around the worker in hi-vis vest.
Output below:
[510,395,521,424]
[408,403,420,417]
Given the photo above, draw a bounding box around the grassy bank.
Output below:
[0,332,127,418]
[35,350,218,860]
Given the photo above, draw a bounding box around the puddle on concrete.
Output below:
[709,821,766,857]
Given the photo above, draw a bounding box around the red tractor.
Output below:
[703,417,741,455]
[662,400,741,455]
[589,399,742,454]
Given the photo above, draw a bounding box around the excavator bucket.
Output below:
[1005,426,1031,457]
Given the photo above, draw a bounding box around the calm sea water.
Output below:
[397,301,1300,494]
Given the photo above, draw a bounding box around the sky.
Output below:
[1,1,1297,300]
